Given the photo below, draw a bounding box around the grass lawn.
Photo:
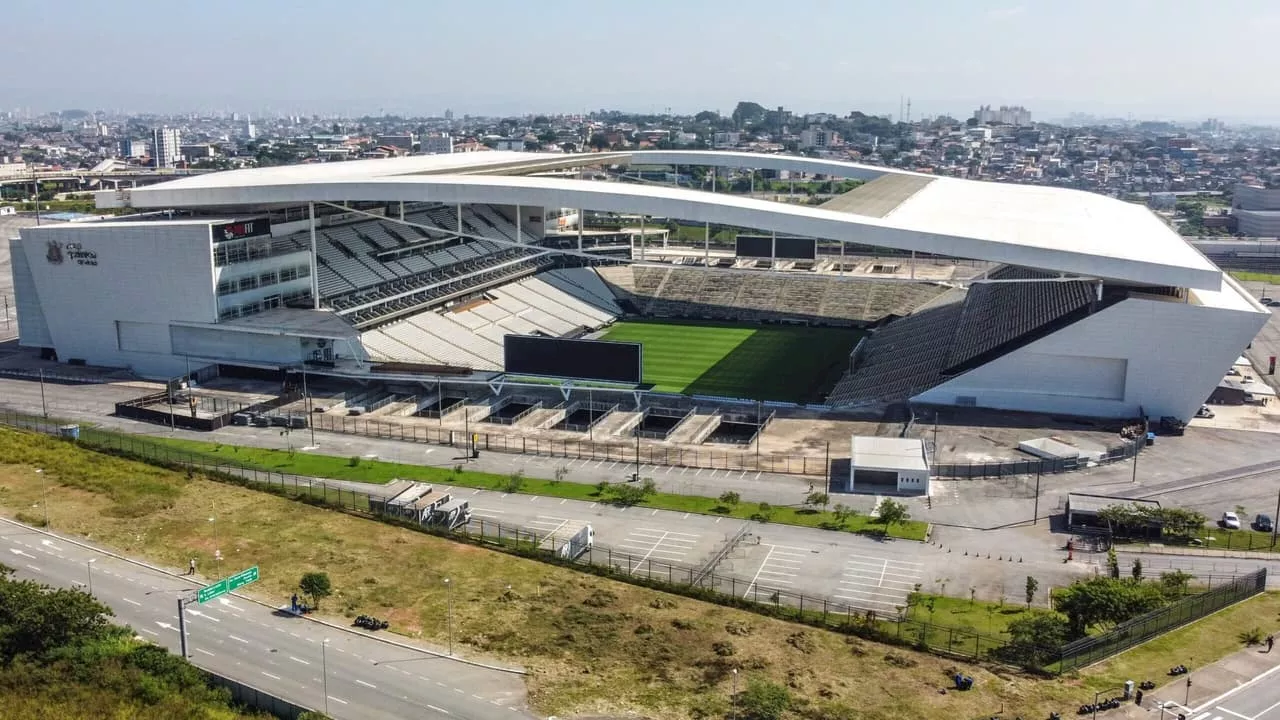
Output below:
[6,427,1271,720]
[1231,270,1280,285]
[601,319,863,402]
[906,593,1027,636]
[78,429,928,541]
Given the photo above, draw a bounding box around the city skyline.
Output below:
[6,0,1280,123]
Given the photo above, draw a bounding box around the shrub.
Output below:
[1240,627,1264,646]
[738,679,791,720]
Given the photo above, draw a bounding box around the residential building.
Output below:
[421,134,454,154]
[152,126,181,168]
[973,105,1032,126]
[799,126,839,150]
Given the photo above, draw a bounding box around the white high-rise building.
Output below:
[152,126,181,168]
[973,105,1032,126]
[245,114,257,140]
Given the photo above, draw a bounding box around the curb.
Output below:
[0,515,527,676]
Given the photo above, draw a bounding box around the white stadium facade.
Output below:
[7,150,1267,421]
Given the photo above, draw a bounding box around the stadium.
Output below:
[6,150,1268,445]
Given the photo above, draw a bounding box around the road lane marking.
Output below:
[427,705,449,715]
[327,696,348,705]
[356,679,377,688]
[195,648,215,657]
[228,635,249,644]
[124,598,142,606]
[1216,708,1252,720]
[289,656,310,665]
[25,564,40,572]
[7,548,34,559]
[140,628,159,636]
[454,687,465,694]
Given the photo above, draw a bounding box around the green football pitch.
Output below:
[600,319,864,403]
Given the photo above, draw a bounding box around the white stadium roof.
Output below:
[100,150,1223,290]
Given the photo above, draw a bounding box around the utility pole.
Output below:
[36,468,47,526]
[177,598,189,658]
[301,366,315,447]
[38,368,47,418]
[1131,445,1140,484]
[322,638,330,715]
[1272,486,1279,549]
[444,578,453,655]
[634,432,641,482]
[86,559,95,594]
[1033,467,1042,525]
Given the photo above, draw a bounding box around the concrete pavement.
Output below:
[0,516,532,720]
[1131,640,1280,720]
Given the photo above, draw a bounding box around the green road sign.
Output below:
[197,579,227,604]
[228,565,259,592]
[197,566,259,604]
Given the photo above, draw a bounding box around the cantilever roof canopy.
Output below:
[99,150,1224,290]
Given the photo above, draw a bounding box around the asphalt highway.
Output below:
[0,516,532,720]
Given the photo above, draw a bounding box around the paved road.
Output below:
[0,516,532,720]
[1188,665,1280,720]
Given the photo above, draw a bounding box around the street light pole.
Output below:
[731,668,738,720]
[301,365,315,448]
[38,369,48,419]
[36,469,47,527]
[322,638,330,715]
[444,578,453,655]
[86,559,95,594]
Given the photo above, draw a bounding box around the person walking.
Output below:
[188,558,196,576]
[1267,635,1274,652]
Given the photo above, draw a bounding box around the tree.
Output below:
[831,503,857,528]
[1131,558,1144,582]
[1159,570,1193,599]
[998,611,1070,667]
[299,572,332,610]
[588,134,610,151]
[804,492,830,512]
[876,499,910,530]
[0,564,114,660]
[718,491,740,510]
[752,502,774,523]
[1025,576,1039,609]
[738,678,791,720]
[1055,576,1165,636]
[1106,547,1120,578]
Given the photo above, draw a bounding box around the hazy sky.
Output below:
[4,0,1276,121]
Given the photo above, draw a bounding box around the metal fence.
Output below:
[1,411,1259,674]
[1050,568,1267,673]
[305,412,833,477]
[931,437,1144,479]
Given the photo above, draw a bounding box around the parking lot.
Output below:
[721,532,926,610]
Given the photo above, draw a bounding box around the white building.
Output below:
[799,126,839,150]
[1232,183,1280,236]
[712,131,741,148]
[849,437,929,494]
[421,134,454,154]
[973,105,1032,126]
[8,150,1264,422]
[118,139,148,159]
[152,127,181,168]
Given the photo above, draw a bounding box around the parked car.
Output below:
[1221,511,1242,530]
[1254,513,1274,532]
[1196,404,1215,419]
